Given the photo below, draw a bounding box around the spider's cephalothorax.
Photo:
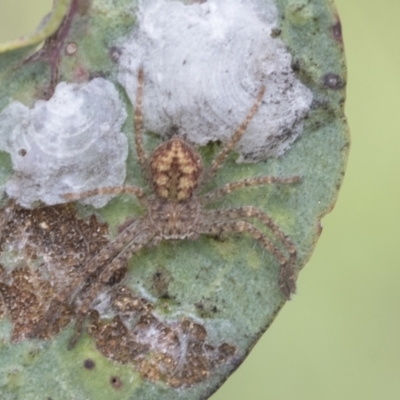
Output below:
[147,137,203,240]
[38,68,301,347]
[149,137,203,201]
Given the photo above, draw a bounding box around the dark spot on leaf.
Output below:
[109,46,122,63]
[291,59,300,72]
[195,302,204,310]
[18,149,27,157]
[270,28,282,38]
[89,71,106,80]
[83,359,95,370]
[332,19,343,43]
[151,268,173,298]
[195,298,218,318]
[42,88,50,99]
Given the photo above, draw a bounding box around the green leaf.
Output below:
[0,0,348,399]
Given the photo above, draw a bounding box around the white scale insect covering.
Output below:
[118,0,313,161]
[0,78,128,208]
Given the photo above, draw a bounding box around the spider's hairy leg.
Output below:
[200,175,300,205]
[33,218,146,337]
[64,185,148,207]
[201,220,295,299]
[62,219,148,304]
[134,67,149,178]
[205,206,297,297]
[201,85,266,185]
[68,228,154,349]
[0,200,16,239]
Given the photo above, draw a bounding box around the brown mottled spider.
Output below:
[39,68,300,346]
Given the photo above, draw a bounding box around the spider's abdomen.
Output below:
[149,137,203,201]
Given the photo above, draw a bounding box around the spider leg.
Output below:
[33,218,146,338]
[206,206,296,270]
[0,199,16,234]
[200,85,265,186]
[200,176,300,205]
[64,185,148,207]
[77,229,154,315]
[201,219,295,299]
[68,228,154,349]
[64,219,150,304]
[134,67,150,180]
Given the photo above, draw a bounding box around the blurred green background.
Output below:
[0,0,399,399]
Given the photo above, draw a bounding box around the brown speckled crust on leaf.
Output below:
[88,285,236,388]
[0,203,237,388]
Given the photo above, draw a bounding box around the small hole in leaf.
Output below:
[323,73,343,89]
[110,376,122,389]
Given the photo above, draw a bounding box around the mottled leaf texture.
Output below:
[0,0,348,399]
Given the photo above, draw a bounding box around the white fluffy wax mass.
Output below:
[118,0,313,161]
[0,78,128,208]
